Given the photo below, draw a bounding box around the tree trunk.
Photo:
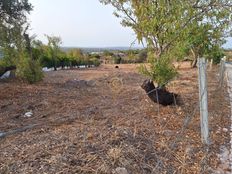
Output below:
[141,79,179,106]
[53,58,57,71]
[191,49,197,68]
[191,58,197,68]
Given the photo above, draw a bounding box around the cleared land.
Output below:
[0,63,230,173]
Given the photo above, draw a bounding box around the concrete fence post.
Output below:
[198,57,209,145]
[219,56,226,88]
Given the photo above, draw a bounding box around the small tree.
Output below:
[188,20,229,67]
[101,0,232,88]
[206,45,225,64]
[16,52,43,83]
[112,54,122,64]
[0,0,44,83]
[137,49,147,63]
[45,35,62,71]
[0,0,32,77]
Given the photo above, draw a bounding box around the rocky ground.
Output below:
[0,63,231,174]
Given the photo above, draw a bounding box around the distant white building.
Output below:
[90,52,103,55]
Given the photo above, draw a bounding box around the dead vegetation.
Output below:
[0,64,230,174]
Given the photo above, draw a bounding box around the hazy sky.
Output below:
[29,0,231,48]
[29,0,140,47]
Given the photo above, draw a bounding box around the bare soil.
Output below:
[0,63,230,174]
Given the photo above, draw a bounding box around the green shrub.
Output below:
[206,45,225,64]
[139,54,177,87]
[39,49,102,69]
[113,55,121,64]
[16,54,43,83]
[90,58,101,67]
[40,55,54,68]
[103,50,114,56]
[137,49,147,63]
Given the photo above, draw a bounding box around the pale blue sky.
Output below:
[29,0,231,48]
[29,0,140,47]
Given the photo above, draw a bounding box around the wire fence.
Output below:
[103,59,230,173]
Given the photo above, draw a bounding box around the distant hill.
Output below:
[61,47,143,53]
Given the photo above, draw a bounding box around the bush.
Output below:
[138,49,147,63]
[16,54,43,83]
[103,50,114,56]
[139,54,177,87]
[113,55,121,64]
[39,49,102,69]
[90,58,101,67]
[206,46,225,64]
[40,55,54,68]
[58,56,72,67]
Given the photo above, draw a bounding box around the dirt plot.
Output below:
[0,64,231,173]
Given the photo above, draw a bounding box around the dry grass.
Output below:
[0,63,230,174]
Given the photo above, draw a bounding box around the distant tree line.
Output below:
[101,49,148,64]
[33,36,101,70]
[0,33,101,83]
[0,0,101,83]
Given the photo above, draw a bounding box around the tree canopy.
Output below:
[0,0,32,49]
[0,0,38,82]
[0,0,32,64]
[45,35,62,71]
[100,0,232,86]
